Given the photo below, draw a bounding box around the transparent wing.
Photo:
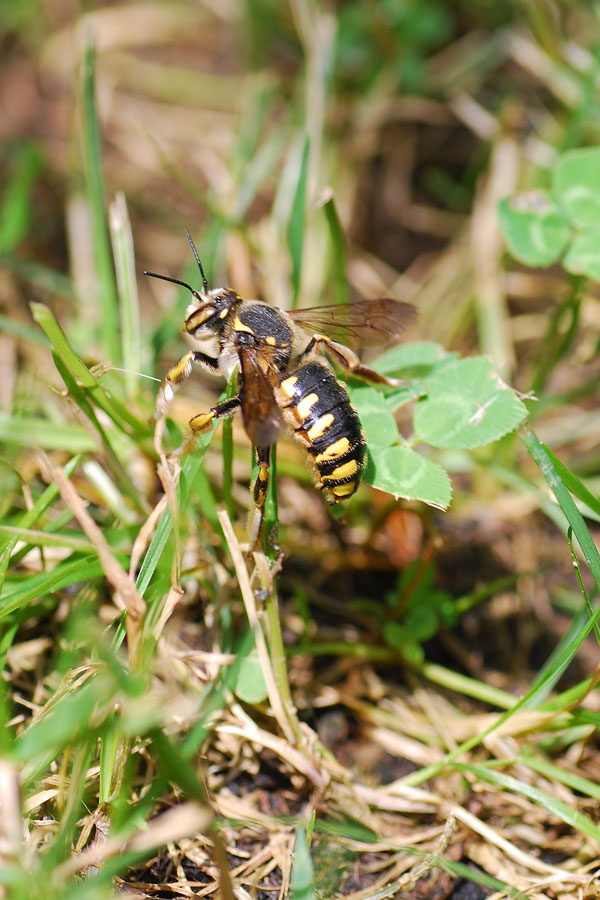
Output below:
[290,298,416,346]
[238,348,285,447]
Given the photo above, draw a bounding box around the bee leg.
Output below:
[174,395,241,457]
[247,445,270,549]
[301,335,402,386]
[155,351,220,419]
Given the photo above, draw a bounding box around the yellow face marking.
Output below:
[296,392,319,420]
[280,376,298,399]
[314,437,350,463]
[306,414,334,441]
[322,458,359,481]
[219,308,229,319]
[265,336,277,346]
[233,316,254,334]
[332,482,356,498]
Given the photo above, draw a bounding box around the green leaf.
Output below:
[290,827,316,900]
[372,340,454,377]
[349,386,399,449]
[553,147,600,228]
[414,357,527,449]
[365,445,452,509]
[498,193,570,267]
[233,648,268,704]
[563,225,600,279]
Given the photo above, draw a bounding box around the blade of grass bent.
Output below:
[31,302,148,438]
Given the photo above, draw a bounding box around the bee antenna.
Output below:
[143,271,197,295]
[184,227,209,295]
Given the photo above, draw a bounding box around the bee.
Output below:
[145,229,415,545]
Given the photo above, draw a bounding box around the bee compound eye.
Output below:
[184,305,218,334]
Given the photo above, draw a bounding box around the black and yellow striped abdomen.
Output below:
[277,361,366,501]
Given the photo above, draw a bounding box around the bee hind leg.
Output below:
[302,335,402,386]
[247,445,270,550]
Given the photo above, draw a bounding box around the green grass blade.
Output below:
[290,826,315,900]
[454,762,600,843]
[0,526,92,553]
[0,413,96,452]
[0,142,42,254]
[138,432,217,628]
[31,302,150,438]
[322,193,348,305]
[542,444,600,519]
[0,455,80,588]
[0,556,102,621]
[82,39,119,363]
[148,729,210,805]
[263,444,278,554]
[109,192,141,400]
[520,426,600,589]
[0,311,50,345]
[288,135,310,309]
[521,751,600,801]
[0,255,75,300]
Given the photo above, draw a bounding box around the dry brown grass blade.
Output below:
[54,803,213,880]
[44,457,146,669]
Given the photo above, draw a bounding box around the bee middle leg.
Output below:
[301,335,402,386]
[247,445,270,549]
[174,395,241,457]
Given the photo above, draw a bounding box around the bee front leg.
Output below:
[301,335,402,386]
[174,395,242,457]
[247,445,270,549]
[155,351,220,419]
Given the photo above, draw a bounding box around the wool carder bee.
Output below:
[146,230,415,544]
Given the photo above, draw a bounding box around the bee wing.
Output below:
[290,298,416,346]
[238,348,285,447]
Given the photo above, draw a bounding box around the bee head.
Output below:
[144,227,243,337]
[183,288,239,337]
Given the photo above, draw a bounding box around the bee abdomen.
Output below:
[277,362,366,501]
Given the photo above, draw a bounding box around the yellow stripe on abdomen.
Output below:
[321,458,359,481]
[314,437,350,463]
[296,392,319,419]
